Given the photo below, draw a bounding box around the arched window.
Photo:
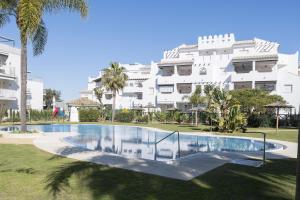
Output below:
[199,67,207,75]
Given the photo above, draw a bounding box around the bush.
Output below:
[135,115,148,123]
[79,109,100,122]
[29,109,52,121]
[154,112,166,122]
[247,114,274,128]
[114,110,134,122]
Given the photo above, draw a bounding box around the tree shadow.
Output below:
[45,158,296,200]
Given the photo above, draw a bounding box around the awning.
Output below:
[232,54,278,62]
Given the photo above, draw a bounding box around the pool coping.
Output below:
[27,124,297,181]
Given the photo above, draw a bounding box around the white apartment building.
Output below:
[83,33,300,112]
[81,62,158,110]
[0,37,44,111]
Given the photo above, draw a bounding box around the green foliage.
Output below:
[229,89,285,114]
[101,62,129,121]
[114,110,134,123]
[44,88,61,109]
[79,109,100,122]
[0,107,7,122]
[206,87,246,132]
[29,109,52,121]
[153,112,166,122]
[135,115,149,123]
[247,113,275,128]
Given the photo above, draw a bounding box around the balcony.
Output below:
[122,85,143,93]
[0,88,17,100]
[0,67,16,80]
[231,71,277,82]
[157,93,175,104]
[177,65,192,76]
[157,76,175,85]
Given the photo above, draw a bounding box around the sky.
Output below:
[0,0,299,100]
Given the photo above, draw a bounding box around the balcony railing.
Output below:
[0,67,16,79]
[231,71,277,82]
[0,88,17,100]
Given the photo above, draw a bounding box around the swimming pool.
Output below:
[1,124,283,162]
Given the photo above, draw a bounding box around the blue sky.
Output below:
[0,0,299,100]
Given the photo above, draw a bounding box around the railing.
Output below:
[154,130,180,160]
[0,88,17,99]
[0,67,16,78]
[247,131,266,165]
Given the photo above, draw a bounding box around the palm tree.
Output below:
[44,89,61,109]
[212,88,245,132]
[101,62,128,122]
[0,0,88,131]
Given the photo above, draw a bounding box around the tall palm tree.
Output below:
[101,62,128,122]
[0,0,88,131]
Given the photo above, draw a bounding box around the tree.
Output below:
[229,89,284,115]
[183,85,206,126]
[94,87,105,120]
[212,88,246,132]
[101,62,128,122]
[0,107,7,123]
[94,87,104,105]
[44,89,61,109]
[0,0,88,131]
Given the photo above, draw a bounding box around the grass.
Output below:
[1,121,298,142]
[0,144,296,200]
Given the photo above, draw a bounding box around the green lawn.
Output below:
[0,144,296,200]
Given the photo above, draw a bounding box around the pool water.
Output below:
[1,124,283,162]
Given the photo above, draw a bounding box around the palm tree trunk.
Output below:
[111,90,116,122]
[296,118,300,200]
[20,40,28,132]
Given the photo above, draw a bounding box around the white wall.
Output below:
[27,79,44,110]
[0,42,44,111]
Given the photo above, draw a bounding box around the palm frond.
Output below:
[43,0,88,18]
[31,19,48,56]
[0,13,10,27]
[17,0,43,41]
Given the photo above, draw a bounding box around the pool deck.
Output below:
[31,130,297,181]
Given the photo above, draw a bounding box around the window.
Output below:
[137,93,143,99]
[199,67,207,75]
[149,87,154,95]
[283,84,293,93]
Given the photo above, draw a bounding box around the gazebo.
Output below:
[67,97,99,122]
[143,103,157,123]
[189,106,206,126]
[265,101,294,133]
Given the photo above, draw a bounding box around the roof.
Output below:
[67,97,99,107]
[265,102,294,108]
[158,60,194,67]
[232,54,278,62]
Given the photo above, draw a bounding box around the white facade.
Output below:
[0,39,44,111]
[83,33,300,112]
[81,62,158,110]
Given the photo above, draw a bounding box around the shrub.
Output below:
[247,114,274,128]
[114,110,134,122]
[79,109,100,122]
[154,112,166,122]
[29,109,52,121]
[135,115,148,123]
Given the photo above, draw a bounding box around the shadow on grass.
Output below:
[45,158,296,200]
